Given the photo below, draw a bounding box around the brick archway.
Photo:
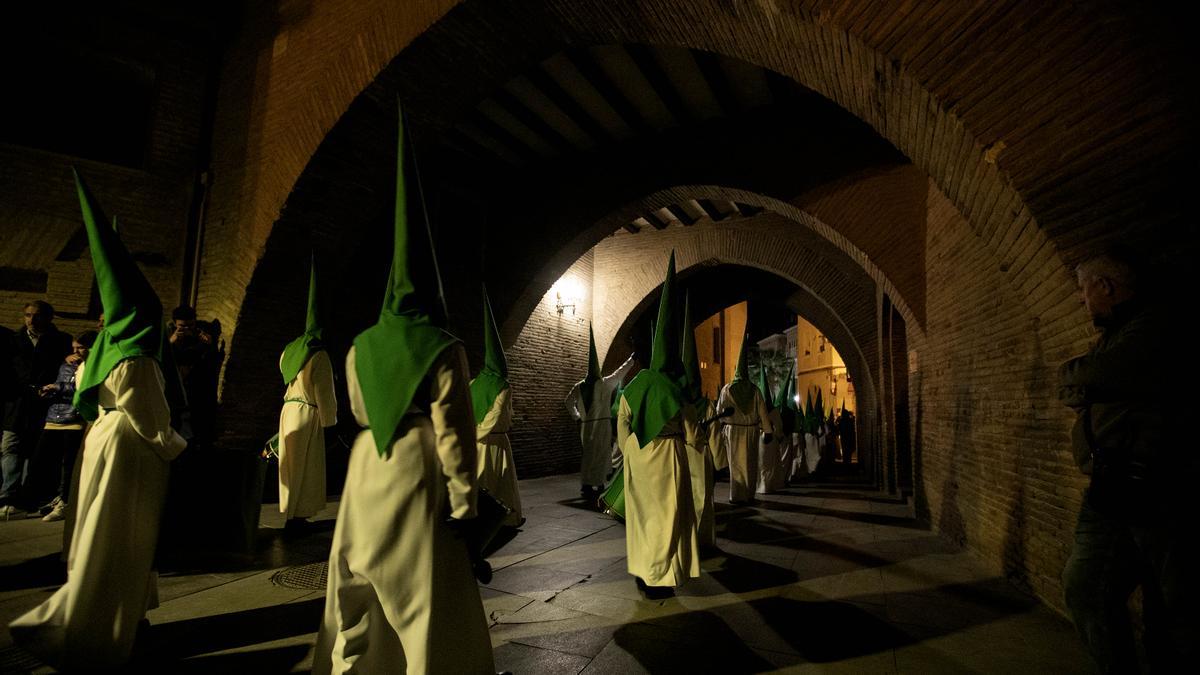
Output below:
[197,0,1185,373]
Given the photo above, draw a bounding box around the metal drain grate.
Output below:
[271,561,329,590]
[0,645,45,671]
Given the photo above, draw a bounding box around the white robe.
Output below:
[475,386,523,527]
[802,432,821,474]
[777,419,796,482]
[717,385,772,504]
[10,357,185,670]
[565,355,635,486]
[686,400,715,547]
[706,398,727,471]
[617,397,701,587]
[757,407,785,494]
[277,350,337,519]
[313,345,493,675]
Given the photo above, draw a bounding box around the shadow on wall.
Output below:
[938,387,971,547]
[1001,319,1049,592]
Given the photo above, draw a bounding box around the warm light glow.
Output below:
[550,275,585,315]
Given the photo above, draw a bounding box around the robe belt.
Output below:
[480,431,508,441]
[283,397,317,407]
[582,417,612,423]
[724,422,761,427]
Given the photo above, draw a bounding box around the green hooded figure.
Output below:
[756,356,774,413]
[804,390,816,435]
[815,387,825,425]
[726,334,757,411]
[279,254,325,385]
[469,287,508,425]
[353,108,458,457]
[779,363,797,436]
[621,251,685,447]
[72,169,166,422]
[679,291,705,406]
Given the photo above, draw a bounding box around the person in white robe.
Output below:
[617,252,700,597]
[680,293,716,549]
[312,109,494,674]
[565,326,635,499]
[10,170,187,670]
[718,339,773,504]
[800,391,822,476]
[470,289,523,527]
[778,369,800,484]
[756,364,785,495]
[276,256,337,524]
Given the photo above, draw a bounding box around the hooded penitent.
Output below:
[727,333,757,411]
[779,363,797,436]
[353,107,458,456]
[804,390,816,434]
[621,251,685,447]
[279,254,325,384]
[580,325,601,409]
[469,287,508,425]
[72,169,165,422]
[680,291,704,406]
[757,358,774,413]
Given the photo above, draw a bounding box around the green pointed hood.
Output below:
[815,387,825,422]
[580,324,601,409]
[804,390,816,434]
[469,287,509,425]
[621,251,685,447]
[680,291,704,404]
[353,106,458,456]
[757,358,774,412]
[780,366,797,434]
[775,362,794,410]
[727,332,756,411]
[280,254,325,384]
[71,169,164,422]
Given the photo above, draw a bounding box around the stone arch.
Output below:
[194,0,1187,374]
[504,183,922,355]
[599,255,880,467]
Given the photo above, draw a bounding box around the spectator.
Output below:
[1060,249,1198,672]
[2,301,73,516]
[25,331,97,522]
[169,306,224,447]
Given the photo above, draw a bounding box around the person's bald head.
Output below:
[1075,249,1141,323]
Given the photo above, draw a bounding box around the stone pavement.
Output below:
[0,474,1093,673]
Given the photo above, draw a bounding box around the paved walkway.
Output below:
[0,474,1092,673]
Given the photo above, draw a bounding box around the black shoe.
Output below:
[644,585,674,600]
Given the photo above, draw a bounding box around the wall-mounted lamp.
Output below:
[551,277,584,316]
[555,291,576,315]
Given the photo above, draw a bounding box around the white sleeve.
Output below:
[112,357,187,461]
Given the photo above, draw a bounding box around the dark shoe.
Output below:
[644,585,674,600]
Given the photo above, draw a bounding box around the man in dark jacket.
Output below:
[1060,250,1197,673]
[1,301,73,513]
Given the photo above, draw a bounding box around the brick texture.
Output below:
[506,251,593,478]
[917,181,1091,611]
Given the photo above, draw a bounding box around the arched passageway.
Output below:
[203,0,1192,617]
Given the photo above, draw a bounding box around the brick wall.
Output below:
[917,181,1090,610]
[506,251,594,478]
[0,31,207,340]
